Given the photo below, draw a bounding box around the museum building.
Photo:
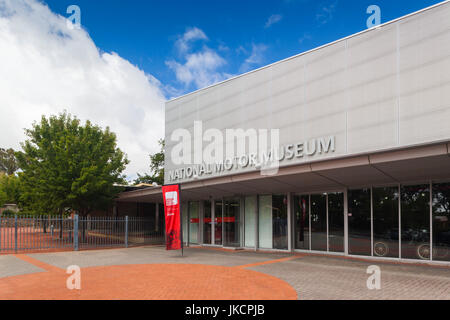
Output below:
[118,1,450,264]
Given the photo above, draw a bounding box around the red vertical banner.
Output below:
[162,184,182,251]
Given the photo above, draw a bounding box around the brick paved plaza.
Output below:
[0,246,449,300]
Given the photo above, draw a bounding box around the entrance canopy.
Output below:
[118,142,450,203]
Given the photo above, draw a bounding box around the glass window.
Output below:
[258,195,273,249]
[182,203,188,243]
[272,195,288,250]
[328,193,344,253]
[373,187,399,258]
[432,183,450,261]
[348,189,372,256]
[214,201,223,245]
[189,202,200,244]
[401,185,430,260]
[294,195,310,250]
[203,201,212,245]
[224,198,240,247]
[258,195,288,250]
[311,194,327,251]
[244,196,257,248]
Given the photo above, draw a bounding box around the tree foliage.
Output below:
[0,173,21,207]
[0,148,19,175]
[134,139,164,186]
[16,112,129,216]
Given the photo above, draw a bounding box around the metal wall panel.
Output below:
[165,2,450,184]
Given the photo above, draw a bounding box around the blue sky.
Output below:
[0,0,445,177]
[42,0,443,98]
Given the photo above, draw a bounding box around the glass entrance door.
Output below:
[299,192,344,253]
[223,198,240,247]
[214,200,223,245]
[311,194,327,251]
[203,201,212,244]
[294,195,310,250]
[188,202,199,244]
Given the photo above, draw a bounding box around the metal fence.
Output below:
[0,215,165,254]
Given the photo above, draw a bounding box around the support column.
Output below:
[113,204,118,218]
[125,216,129,248]
[211,200,215,245]
[287,192,293,252]
[240,197,245,248]
[73,214,79,251]
[255,195,259,251]
[430,181,433,262]
[370,187,374,257]
[14,215,17,254]
[398,184,402,259]
[344,189,349,255]
[221,199,225,247]
[326,194,329,252]
[187,202,190,247]
[199,201,204,245]
[155,203,159,232]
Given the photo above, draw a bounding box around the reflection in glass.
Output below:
[432,183,450,261]
[224,199,240,247]
[272,195,288,250]
[189,201,199,244]
[182,203,188,243]
[373,187,399,258]
[259,195,273,249]
[348,189,371,256]
[294,195,310,250]
[203,201,212,244]
[328,193,344,253]
[214,201,223,245]
[311,194,327,251]
[401,185,430,260]
[244,196,257,248]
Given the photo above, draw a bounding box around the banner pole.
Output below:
[162,183,183,256]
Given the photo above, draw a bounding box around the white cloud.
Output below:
[0,0,165,180]
[239,43,268,73]
[298,32,312,45]
[236,45,248,55]
[166,48,227,89]
[264,14,283,29]
[316,1,338,25]
[167,28,231,90]
[175,27,208,54]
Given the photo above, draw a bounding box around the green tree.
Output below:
[0,173,21,207]
[134,139,165,186]
[0,148,19,175]
[16,111,129,217]
[0,182,6,207]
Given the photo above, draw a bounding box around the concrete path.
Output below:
[0,246,449,300]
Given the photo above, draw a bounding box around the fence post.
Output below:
[125,216,128,248]
[14,214,18,254]
[73,214,79,251]
[0,216,2,253]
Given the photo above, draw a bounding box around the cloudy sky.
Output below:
[0,0,442,180]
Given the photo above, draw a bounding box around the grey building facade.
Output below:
[119,1,450,264]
